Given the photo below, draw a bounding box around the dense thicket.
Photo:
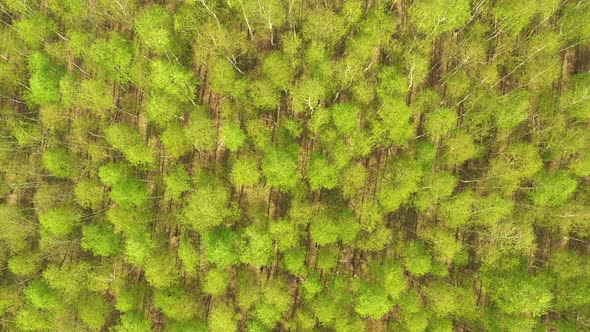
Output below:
[0,0,590,331]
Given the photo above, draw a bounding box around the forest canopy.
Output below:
[0,0,590,331]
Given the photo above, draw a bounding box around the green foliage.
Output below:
[283,248,307,276]
[115,284,144,313]
[42,148,76,179]
[331,103,359,135]
[340,163,367,198]
[439,191,474,227]
[113,312,153,332]
[183,181,232,233]
[484,266,553,317]
[310,213,339,246]
[86,32,133,84]
[222,123,246,152]
[147,94,182,125]
[153,287,199,321]
[78,294,111,330]
[79,79,114,115]
[1,2,589,331]
[186,107,217,152]
[15,13,57,48]
[15,306,51,332]
[124,225,156,266]
[354,283,392,319]
[530,170,578,207]
[203,228,239,268]
[254,280,291,328]
[177,234,199,275]
[81,219,122,257]
[39,206,81,237]
[8,252,41,276]
[74,179,105,210]
[239,226,274,267]
[109,177,150,208]
[203,268,230,296]
[149,59,195,102]
[209,302,238,332]
[105,124,155,167]
[262,52,293,90]
[487,143,543,194]
[24,279,62,310]
[144,252,180,288]
[307,154,338,191]
[230,156,261,187]
[425,108,456,141]
[0,204,33,253]
[135,5,174,54]
[162,123,192,159]
[27,52,62,106]
[165,165,191,201]
[409,0,471,34]
[262,146,299,190]
[403,241,432,277]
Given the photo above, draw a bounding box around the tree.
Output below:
[310,213,339,246]
[253,279,291,329]
[42,148,76,179]
[105,124,155,167]
[239,225,273,267]
[135,5,175,54]
[147,94,183,125]
[112,312,153,332]
[74,179,105,210]
[161,123,193,158]
[262,52,293,91]
[8,251,41,276]
[81,219,122,257]
[483,265,553,317]
[203,268,230,296]
[283,248,307,276]
[15,12,57,48]
[403,241,432,277]
[439,191,474,228]
[153,287,200,321]
[144,252,180,288]
[183,180,232,233]
[39,206,81,237]
[487,143,543,194]
[109,177,150,208]
[530,170,577,207]
[424,108,456,141]
[560,73,590,120]
[0,204,34,253]
[77,294,111,330]
[27,52,62,106]
[203,228,239,268]
[331,103,359,135]
[408,0,471,35]
[186,107,217,152]
[86,32,133,84]
[307,154,338,191]
[209,301,238,332]
[339,163,367,198]
[78,79,114,116]
[165,165,191,201]
[24,279,62,310]
[262,146,299,190]
[354,283,392,319]
[149,59,196,102]
[230,156,261,187]
[221,123,246,152]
